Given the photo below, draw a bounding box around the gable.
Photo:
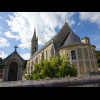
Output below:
[53,22,72,50]
[4,51,24,64]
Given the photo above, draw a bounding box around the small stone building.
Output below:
[3,47,24,81]
[26,22,98,76]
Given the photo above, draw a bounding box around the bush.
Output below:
[95,50,100,68]
[25,55,78,80]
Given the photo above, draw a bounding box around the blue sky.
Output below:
[0,12,100,60]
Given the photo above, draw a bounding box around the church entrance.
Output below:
[8,62,18,81]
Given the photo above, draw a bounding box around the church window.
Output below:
[46,50,48,59]
[36,57,38,63]
[71,50,76,60]
[28,67,30,73]
[40,53,42,61]
[34,48,36,52]
[31,61,33,72]
[50,50,51,57]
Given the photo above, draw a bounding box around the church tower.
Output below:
[30,29,38,57]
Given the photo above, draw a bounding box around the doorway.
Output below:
[8,62,18,81]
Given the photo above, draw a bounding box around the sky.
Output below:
[0,12,100,60]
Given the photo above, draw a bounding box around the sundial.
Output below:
[14,45,18,52]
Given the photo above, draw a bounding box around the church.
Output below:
[26,22,98,76]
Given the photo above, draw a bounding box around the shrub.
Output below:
[25,55,78,80]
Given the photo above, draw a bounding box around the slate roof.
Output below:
[29,22,83,60]
[29,22,72,60]
[60,31,83,48]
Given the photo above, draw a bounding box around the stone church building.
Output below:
[26,22,98,76]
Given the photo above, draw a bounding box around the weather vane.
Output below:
[14,45,18,52]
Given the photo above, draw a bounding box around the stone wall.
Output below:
[59,44,98,76]
[0,69,3,79]
[27,43,98,76]
[27,42,55,74]
[0,75,100,87]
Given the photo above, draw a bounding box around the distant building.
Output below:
[26,22,98,76]
[0,57,3,79]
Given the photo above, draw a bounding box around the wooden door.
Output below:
[8,62,18,81]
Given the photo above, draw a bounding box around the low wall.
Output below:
[0,75,100,87]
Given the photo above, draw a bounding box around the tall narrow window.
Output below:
[46,50,48,59]
[71,50,76,60]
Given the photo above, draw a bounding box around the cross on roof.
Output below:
[14,45,18,52]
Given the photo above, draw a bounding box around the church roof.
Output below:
[60,31,83,48]
[30,22,72,59]
[29,22,83,60]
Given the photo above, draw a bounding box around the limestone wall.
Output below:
[27,42,55,74]
[27,43,98,76]
[59,44,98,76]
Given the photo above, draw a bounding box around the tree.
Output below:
[23,60,28,71]
[0,57,3,69]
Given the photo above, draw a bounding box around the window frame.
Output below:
[71,50,76,60]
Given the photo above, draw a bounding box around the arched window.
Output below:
[34,48,36,52]
[36,57,38,63]
[31,61,33,72]
[46,50,48,59]
[71,50,76,60]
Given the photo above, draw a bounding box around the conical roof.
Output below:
[31,29,37,42]
[60,31,83,48]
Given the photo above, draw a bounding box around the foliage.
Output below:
[0,57,3,62]
[0,57,3,69]
[23,60,28,71]
[25,55,78,80]
[95,50,100,68]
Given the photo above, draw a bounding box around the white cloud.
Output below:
[0,51,8,59]
[0,16,3,20]
[0,37,10,48]
[6,12,75,49]
[96,44,100,50]
[5,31,19,40]
[19,43,30,49]
[79,12,100,28]
[20,53,30,60]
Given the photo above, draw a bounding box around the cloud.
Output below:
[0,16,3,20]
[0,51,8,59]
[19,43,30,49]
[20,53,30,60]
[5,31,19,40]
[79,12,100,28]
[0,37,10,48]
[6,12,75,49]
[96,45,100,50]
